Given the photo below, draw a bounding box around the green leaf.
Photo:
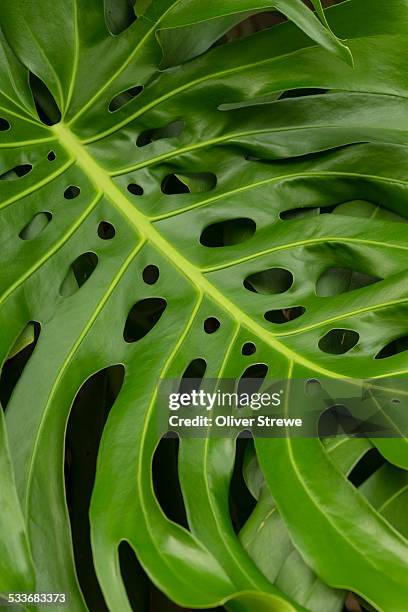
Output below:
[0,410,34,593]
[0,1,407,610]
[156,0,352,67]
[256,364,408,612]
[240,437,372,612]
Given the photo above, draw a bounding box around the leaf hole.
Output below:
[161,172,217,195]
[136,120,185,147]
[47,150,56,161]
[229,437,257,533]
[319,404,384,438]
[200,218,256,247]
[153,435,189,527]
[375,335,408,360]
[60,252,98,297]
[279,204,337,220]
[104,0,137,35]
[241,342,256,356]
[108,85,143,112]
[305,378,322,397]
[0,164,32,181]
[178,358,207,395]
[0,118,10,131]
[29,72,61,125]
[64,185,81,199]
[97,221,116,240]
[118,542,150,610]
[348,448,385,487]
[244,268,293,294]
[161,174,189,195]
[278,88,328,100]
[264,306,305,324]
[142,265,159,285]
[19,212,52,240]
[0,322,41,410]
[318,329,359,355]
[127,183,144,196]
[182,358,207,379]
[316,267,381,297]
[65,364,125,610]
[204,317,220,334]
[237,363,269,398]
[280,207,317,220]
[215,11,286,51]
[123,298,167,343]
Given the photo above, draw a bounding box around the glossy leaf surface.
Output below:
[0,1,407,611]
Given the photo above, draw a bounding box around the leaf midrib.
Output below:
[52,122,343,379]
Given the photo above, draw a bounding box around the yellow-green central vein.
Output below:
[52,122,342,378]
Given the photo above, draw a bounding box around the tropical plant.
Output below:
[0,0,407,611]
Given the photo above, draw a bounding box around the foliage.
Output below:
[0,0,407,611]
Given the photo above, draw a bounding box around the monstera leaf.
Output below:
[0,0,407,611]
